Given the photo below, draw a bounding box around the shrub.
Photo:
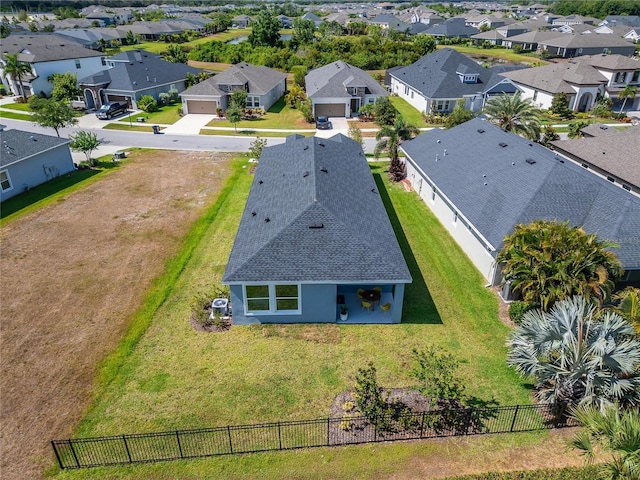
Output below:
[353,362,388,422]
[138,95,158,113]
[158,92,170,106]
[508,301,536,325]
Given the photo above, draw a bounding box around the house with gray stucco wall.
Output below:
[223,134,412,324]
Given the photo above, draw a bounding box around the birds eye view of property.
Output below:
[2,0,640,478]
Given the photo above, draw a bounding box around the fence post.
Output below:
[122,435,132,463]
[419,411,426,438]
[326,417,330,446]
[227,426,233,454]
[176,431,183,458]
[373,414,378,442]
[51,441,64,469]
[510,405,520,432]
[277,422,282,450]
[68,440,81,469]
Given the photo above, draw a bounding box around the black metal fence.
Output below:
[52,404,576,469]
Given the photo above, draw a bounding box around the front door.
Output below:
[350,98,361,116]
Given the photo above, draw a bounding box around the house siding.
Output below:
[29,57,105,97]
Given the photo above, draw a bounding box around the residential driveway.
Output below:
[315,116,348,138]
[162,114,215,134]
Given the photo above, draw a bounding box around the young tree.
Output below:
[497,220,623,310]
[137,95,158,112]
[70,131,101,165]
[353,362,387,422]
[230,89,248,110]
[249,10,281,47]
[373,96,398,127]
[507,296,640,409]
[483,91,541,141]
[3,53,32,98]
[549,92,573,119]
[570,405,640,480]
[28,97,78,137]
[410,346,465,407]
[444,100,474,129]
[162,44,187,63]
[291,65,307,88]
[291,18,316,46]
[619,85,637,114]
[226,104,242,132]
[539,125,560,147]
[375,115,420,182]
[249,136,267,159]
[49,72,81,102]
[348,121,363,148]
[125,30,137,46]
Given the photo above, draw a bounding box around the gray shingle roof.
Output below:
[400,118,640,270]
[182,62,286,97]
[1,34,104,62]
[0,129,70,168]
[423,18,479,37]
[223,135,412,283]
[305,61,388,99]
[78,50,200,91]
[390,48,526,99]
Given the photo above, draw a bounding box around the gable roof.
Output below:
[223,135,411,283]
[78,50,200,91]
[0,129,70,168]
[390,48,526,99]
[423,18,479,37]
[400,119,640,270]
[1,34,103,62]
[305,61,388,99]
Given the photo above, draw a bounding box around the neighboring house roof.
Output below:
[400,118,640,269]
[551,126,640,190]
[408,22,430,35]
[586,53,640,70]
[181,62,286,97]
[424,18,479,37]
[1,34,103,62]
[506,30,567,44]
[602,15,640,27]
[223,134,412,283]
[301,12,322,23]
[306,60,387,99]
[540,32,636,49]
[0,129,70,168]
[390,48,526,99]
[78,50,200,91]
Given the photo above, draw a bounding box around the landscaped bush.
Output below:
[508,301,536,325]
[445,465,601,480]
[138,95,159,113]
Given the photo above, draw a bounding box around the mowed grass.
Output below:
[200,128,314,137]
[118,28,253,54]
[437,45,550,66]
[0,109,32,121]
[390,96,427,127]
[118,103,182,124]
[1,102,31,111]
[206,98,312,129]
[53,163,532,478]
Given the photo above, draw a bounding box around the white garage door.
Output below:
[187,100,217,114]
[315,103,346,118]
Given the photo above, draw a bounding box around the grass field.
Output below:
[103,124,162,133]
[206,98,312,129]
[437,45,550,66]
[200,128,314,137]
[118,28,253,55]
[1,102,31,111]
[390,97,427,127]
[118,103,182,124]
[0,109,32,121]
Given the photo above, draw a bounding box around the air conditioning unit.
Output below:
[500,280,520,302]
[210,298,229,317]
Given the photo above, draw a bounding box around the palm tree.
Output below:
[497,220,623,310]
[612,287,640,333]
[483,91,542,141]
[374,115,420,182]
[570,405,640,480]
[619,85,637,114]
[507,296,640,409]
[2,53,32,99]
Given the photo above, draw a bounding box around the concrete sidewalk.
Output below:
[161,114,215,134]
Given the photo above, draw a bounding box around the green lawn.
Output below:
[390,97,427,127]
[1,102,31,111]
[0,109,32,121]
[437,45,550,66]
[51,161,536,479]
[119,28,253,55]
[207,98,311,129]
[118,104,182,125]
[200,128,314,137]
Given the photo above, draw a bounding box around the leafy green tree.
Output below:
[292,18,315,46]
[550,93,573,119]
[539,125,560,147]
[444,100,474,129]
[590,97,614,118]
[372,96,397,127]
[249,10,281,47]
[410,346,465,407]
[249,136,267,159]
[299,99,314,123]
[230,89,248,109]
[291,65,307,88]
[226,104,242,132]
[571,405,640,480]
[507,295,640,409]
[612,287,640,333]
[137,95,158,113]
[358,103,375,121]
[49,72,81,102]
[3,53,32,98]
[125,30,137,46]
[374,115,420,182]
[348,121,363,148]
[18,10,27,22]
[0,24,10,39]
[317,21,343,40]
[353,362,387,422]
[163,44,187,63]
[568,119,590,139]
[413,34,437,56]
[619,85,637,114]
[28,97,78,137]
[497,220,623,310]
[483,91,541,141]
[284,84,306,108]
[70,131,101,165]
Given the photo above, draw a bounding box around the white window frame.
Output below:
[245,96,260,108]
[244,283,301,315]
[453,210,458,226]
[1,170,13,192]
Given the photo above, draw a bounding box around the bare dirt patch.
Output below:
[0,150,233,479]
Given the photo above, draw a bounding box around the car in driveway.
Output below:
[96,102,128,120]
[315,116,332,130]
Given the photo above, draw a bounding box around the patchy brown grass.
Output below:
[0,150,233,479]
[260,324,343,344]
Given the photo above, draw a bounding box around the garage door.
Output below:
[315,103,345,118]
[187,100,217,114]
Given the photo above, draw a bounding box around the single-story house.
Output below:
[231,15,251,28]
[305,60,388,118]
[0,129,74,202]
[301,12,323,28]
[389,48,526,114]
[537,33,636,58]
[78,50,201,110]
[551,125,640,195]
[223,134,412,324]
[423,18,479,38]
[502,54,640,112]
[368,14,409,31]
[400,118,640,288]
[180,62,286,114]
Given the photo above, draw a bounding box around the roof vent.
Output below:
[525,158,536,165]
[499,142,508,148]
[511,162,515,165]
[258,180,263,184]
[600,125,608,130]
[303,146,309,150]
[477,128,485,133]
[303,171,309,178]
[309,223,324,229]
[371,188,377,194]
[318,142,325,147]
[320,167,328,173]
[264,217,270,223]
[251,211,256,216]
[437,139,441,143]
[29,135,36,141]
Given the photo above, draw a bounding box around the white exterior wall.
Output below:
[405,159,499,285]
[390,77,428,113]
[516,84,555,109]
[30,57,106,96]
